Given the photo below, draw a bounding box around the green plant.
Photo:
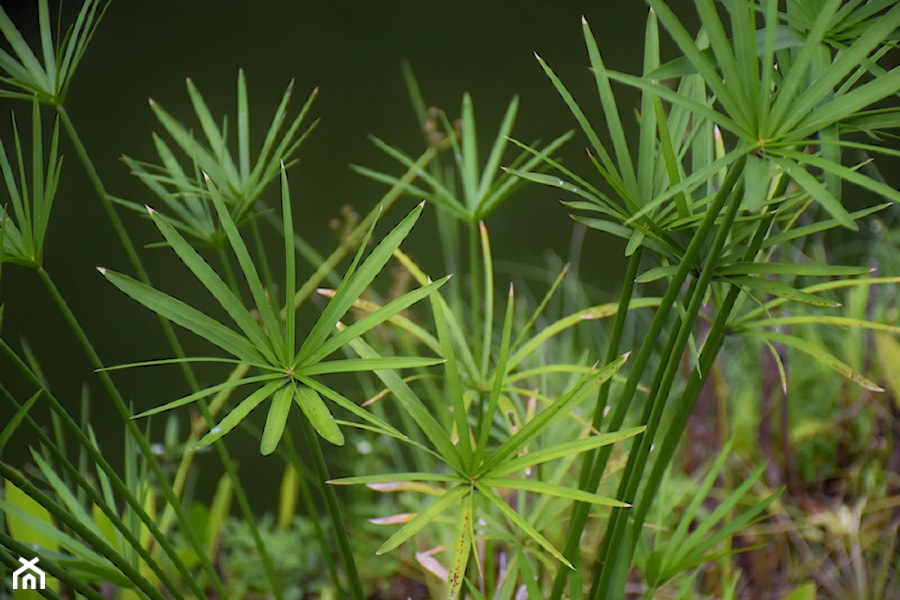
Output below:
[1,0,897,598]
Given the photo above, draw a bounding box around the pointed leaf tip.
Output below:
[96,267,107,276]
[581,15,587,24]
[148,98,154,106]
[534,51,542,60]
[145,205,155,215]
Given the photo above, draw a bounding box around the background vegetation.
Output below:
[1,1,898,599]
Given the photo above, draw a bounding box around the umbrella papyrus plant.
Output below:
[100,169,447,455]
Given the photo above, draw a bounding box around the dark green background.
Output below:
[0,1,694,509]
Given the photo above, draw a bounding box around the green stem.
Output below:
[281,430,344,594]
[0,463,167,600]
[300,415,365,600]
[554,248,643,584]
[591,172,746,597]
[0,533,106,600]
[628,204,782,550]
[217,244,241,296]
[548,155,746,600]
[0,378,189,599]
[36,267,228,598]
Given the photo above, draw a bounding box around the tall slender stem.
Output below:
[35,267,227,598]
[627,203,783,549]
[591,172,746,597]
[0,353,198,599]
[554,248,643,585]
[300,414,365,600]
[548,156,747,599]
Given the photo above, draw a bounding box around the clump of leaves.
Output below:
[101,170,447,455]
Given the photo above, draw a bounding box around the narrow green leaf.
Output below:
[307,276,449,364]
[606,69,746,139]
[479,221,494,376]
[185,77,238,184]
[295,385,344,446]
[774,157,857,229]
[766,0,843,136]
[718,262,870,277]
[367,135,464,216]
[743,315,900,336]
[29,451,98,537]
[747,331,884,391]
[205,176,285,360]
[482,478,629,507]
[147,205,278,363]
[376,485,468,555]
[460,92,479,211]
[314,289,443,355]
[133,373,282,419]
[489,426,645,477]
[99,268,265,364]
[726,275,840,307]
[483,354,629,474]
[506,301,656,372]
[776,147,900,205]
[148,98,227,186]
[636,264,680,283]
[479,130,573,219]
[534,50,624,197]
[298,376,409,447]
[0,390,39,452]
[478,486,573,569]
[299,356,444,376]
[329,472,458,486]
[299,201,424,357]
[196,380,282,448]
[582,16,637,194]
[237,69,250,182]
[281,165,296,359]
[427,274,474,464]
[448,492,474,599]
[476,95,518,203]
[0,5,48,93]
[652,95,689,218]
[260,383,293,455]
[342,336,461,472]
[37,0,57,93]
[781,11,900,138]
[645,0,744,122]
[477,282,515,459]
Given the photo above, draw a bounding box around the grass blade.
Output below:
[99,268,265,364]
